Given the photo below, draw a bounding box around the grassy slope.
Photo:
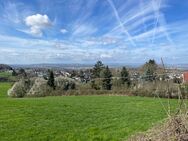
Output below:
[0,83,179,141]
[0,72,17,82]
[0,72,12,77]
[0,82,12,98]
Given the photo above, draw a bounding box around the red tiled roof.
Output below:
[183,72,188,82]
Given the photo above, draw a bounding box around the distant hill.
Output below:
[0,64,12,71]
[10,63,141,69]
[9,63,188,70]
[11,64,94,70]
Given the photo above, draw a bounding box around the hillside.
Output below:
[0,83,179,141]
[0,64,12,71]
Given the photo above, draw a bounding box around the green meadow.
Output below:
[0,82,179,141]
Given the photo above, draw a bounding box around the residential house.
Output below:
[183,72,188,83]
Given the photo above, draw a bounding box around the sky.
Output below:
[0,0,188,64]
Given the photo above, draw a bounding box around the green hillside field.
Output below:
[0,82,179,141]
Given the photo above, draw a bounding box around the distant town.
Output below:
[1,62,188,84]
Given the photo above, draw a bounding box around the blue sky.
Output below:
[0,0,188,64]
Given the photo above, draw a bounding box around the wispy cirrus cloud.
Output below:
[2,2,21,24]
[106,0,136,46]
[0,0,188,64]
[72,24,98,37]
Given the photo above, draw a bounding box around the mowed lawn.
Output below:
[0,83,179,141]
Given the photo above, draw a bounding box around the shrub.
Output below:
[131,81,181,98]
[27,78,51,97]
[8,77,77,98]
[55,76,76,91]
[90,80,100,90]
[69,81,76,89]
[180,83,188,98]
[7,79,32,97]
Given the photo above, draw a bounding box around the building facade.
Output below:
[183,72,188,83]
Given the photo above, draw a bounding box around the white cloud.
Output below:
[60,29,68,34]
[25,14,52,37]
[0,33,188,64]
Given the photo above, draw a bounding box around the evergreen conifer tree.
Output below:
[120,67,131,87]
[47,70,55,89]
[101,66,112,90]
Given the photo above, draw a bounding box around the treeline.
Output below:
[7,59,188,98]
[45,61,132,91]
[90,61,131,90]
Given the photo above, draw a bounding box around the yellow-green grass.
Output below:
[0,82,179,141]
[0,72,17,82]
[0,72,12,77]
[0,82,12,97]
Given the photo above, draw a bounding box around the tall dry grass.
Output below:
[128,81,188,141]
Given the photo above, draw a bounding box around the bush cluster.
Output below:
[131,81,185,98]
[8,77,76,97]
[55,76,76,90]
